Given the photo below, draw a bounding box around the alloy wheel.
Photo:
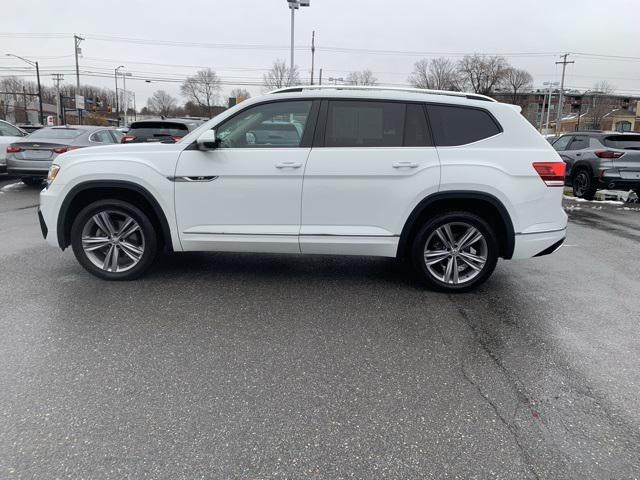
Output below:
[574,172,589,197]
[81,210,145,273]
[423,222,488,285]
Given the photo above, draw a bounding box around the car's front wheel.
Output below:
[411,212,498,292]
[70,199,158,280]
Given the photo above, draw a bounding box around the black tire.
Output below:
[411,211,499,293]
[70,199,158,280]
[21,177,44,187]
[572,169,597,200]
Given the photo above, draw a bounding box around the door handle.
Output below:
[576,153,581,156]
[275,162,303,169]
[392,162,419,168]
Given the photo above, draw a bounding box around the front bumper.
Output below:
[37,208,48,239]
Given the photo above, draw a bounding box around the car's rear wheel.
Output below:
[411,211,498,292]
[572,169,597,200]
[70,199,158,280]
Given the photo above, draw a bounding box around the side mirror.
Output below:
[196,129,218,150]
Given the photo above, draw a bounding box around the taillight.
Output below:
[6,145,21,153]
[533,162,566,187]
[595,150,624,159]
[52,146,80,154]
[171,136,183,142]
[121,135,136,143]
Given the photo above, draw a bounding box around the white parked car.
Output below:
[39,86,568,291]
[0,119,28,173]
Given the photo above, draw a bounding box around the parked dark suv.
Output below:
[552,132,640,199]
[121,118,204,144]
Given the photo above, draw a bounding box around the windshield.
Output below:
[29,128,84,139]
[603,135,640,150]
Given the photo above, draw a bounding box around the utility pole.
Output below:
[319,68,322,85]
[310,30,315,85]
[51,73,64,125]
[74,34,84,124]
[555,54,574,134]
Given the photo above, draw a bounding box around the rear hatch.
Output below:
[603,135,640,180]
[122,122,190,143]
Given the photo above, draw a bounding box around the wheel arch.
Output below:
[57,180,173,252]
[397,191,515,260]
[571,161,595,177]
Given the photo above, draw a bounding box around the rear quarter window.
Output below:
[427,105,502,146]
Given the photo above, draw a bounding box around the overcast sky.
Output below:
[1,0,639,106]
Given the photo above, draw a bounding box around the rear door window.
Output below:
[91,130,115,143]
[567,136,588,150]
[603,135,640,150]
[427,104,501,146]
[552,136,572,151]
[325,101,405,147]
[404,104,433,147]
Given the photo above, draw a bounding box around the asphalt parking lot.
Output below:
[1,177,639,479]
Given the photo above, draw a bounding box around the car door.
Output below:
[563,135,590,177]
[174,99,318,253]
[552,135,574,174]
[300,100,440,257]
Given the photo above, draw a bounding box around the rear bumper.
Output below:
[6,157,52,177]
[511,228,566,259]
[599,178,640,190]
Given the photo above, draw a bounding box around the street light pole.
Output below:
[122,70,132,127]
[290,6,295,71]
[74,34,84,124]
[286,0,310,73]
[5,54,44,125]
[115,65,124,126]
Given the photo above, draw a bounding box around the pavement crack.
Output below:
[437,303,544,480]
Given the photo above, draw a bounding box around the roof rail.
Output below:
[269,85,497,102]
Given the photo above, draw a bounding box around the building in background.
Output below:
[492,90,640,133]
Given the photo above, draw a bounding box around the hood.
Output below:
[53,140,185,165]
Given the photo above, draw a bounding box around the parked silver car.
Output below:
[0,119,28,174]
[6,125,122,185]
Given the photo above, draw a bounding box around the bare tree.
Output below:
[586,81,616,129]
[180,68,221,118]
[502,67,533,104]
[457,54,509,95]
[346,69,378,86]
[263,60,300,91]
[229,88,251,99]
[147,90,178,117]
[408,58,460,91]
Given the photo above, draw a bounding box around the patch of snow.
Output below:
[0,182,25,193]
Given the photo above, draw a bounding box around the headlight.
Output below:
[47,164,60,185]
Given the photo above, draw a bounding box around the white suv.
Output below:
[39,86,567,292]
